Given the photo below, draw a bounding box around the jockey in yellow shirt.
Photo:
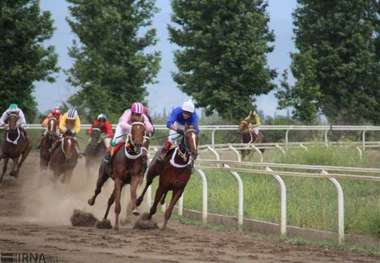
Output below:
[244,110,261,136]
[59,108,81,135]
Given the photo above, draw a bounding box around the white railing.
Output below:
[145,144,380,244]
[22,124,380,148]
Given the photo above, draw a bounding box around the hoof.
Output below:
[96,219,112,229]
[9,171,17,177]
[88,197,95,206]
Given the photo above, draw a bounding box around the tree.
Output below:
[169,0,276,121]
[0,0,59,121]
[66,0,160,122]
[277,0,380,124]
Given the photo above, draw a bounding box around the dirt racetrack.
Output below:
[0,153,379,263]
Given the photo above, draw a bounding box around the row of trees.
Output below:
[1,0,380,124]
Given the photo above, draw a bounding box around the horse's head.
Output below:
[7,112,19,130]
[88,127,103,149]
[62,135,77,160]
[47,117,58,134]
[66,119,75,131]
[183,125,198,160]
[239,120,249,133]
[128,119,146,153]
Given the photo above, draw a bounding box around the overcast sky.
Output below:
[34,0,297,116]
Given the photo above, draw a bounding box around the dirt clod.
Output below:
[133,213,158,230]
[96,219,112,229]
[70,209,98,227]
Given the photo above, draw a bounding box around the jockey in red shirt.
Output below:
[88,113,113,150]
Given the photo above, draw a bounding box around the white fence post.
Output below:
[322,170,344,244]
[224,164,244,230]
[229,144,242,162]
[178,193,184,216]
[250,144,264,162]
[324,130,329,146]
[275,143,286,155]
[266,166,287,237]
[362,130,366,151]
[285,129,290,149]
[211,128,216,147]
[356,146,363,160]
[195,168,208,224]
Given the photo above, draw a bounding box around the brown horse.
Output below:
[239,120,265,159]
[136,125,198,229]
[49,131,79,183]
[84,124,107,174]
[39,117,59,169]
[88,118,148,230]
[0,113,32,183]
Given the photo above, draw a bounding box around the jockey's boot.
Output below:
[157,141,172,163]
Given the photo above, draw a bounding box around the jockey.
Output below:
[59,108,81,135]
[104,102,153,163]
[50,108,81,155]
[0,104,27,132]
[244,110,261,136]
[87,113,113,149]
[41,107,61,134]
[157,100,199,161]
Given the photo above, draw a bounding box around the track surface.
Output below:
[0,153,379,263]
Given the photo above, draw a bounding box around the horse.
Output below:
[88,118,148,230]
[239,120,265,159]
[0,113,32,183]
[39,117,59,169]
[136,125,198,229]
[49,130,79,183]
[84,124,107,175]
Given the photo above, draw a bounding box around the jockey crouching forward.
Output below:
[51,108,81,154]
[41,107,61,135]
[244,110,261,137]
[157,100,200,162]
[103,102,153,164]
[0,103,28,137]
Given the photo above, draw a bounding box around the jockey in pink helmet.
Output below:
[104,102,154,163]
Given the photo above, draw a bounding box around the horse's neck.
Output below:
[173,146,189,164]
[7,128,21,141]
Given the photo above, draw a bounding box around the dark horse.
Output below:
[84,124,107,174]
[88,118,148,230]
[136,125,198,229]
[0,113,32,183]
[239,120,265,159]
[40,117,59,169]
[49,130,79,183]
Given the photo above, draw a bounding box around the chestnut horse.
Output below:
[0,113,32,183]
[88,118,148,230]
[49,131,79,183]
[84,124,107,174]
[40,117,59,169]
[239,120,265,159]
[136,125,198,229]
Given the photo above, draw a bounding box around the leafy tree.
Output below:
[169,0,276,121]
[0,0,58,121]
[66,0,160,122]
[277,0,380,124]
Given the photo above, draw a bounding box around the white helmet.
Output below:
[97,113,107,120]
[182,100,195,113]
[67,108,78,120]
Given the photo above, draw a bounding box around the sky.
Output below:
[34,0,297,116]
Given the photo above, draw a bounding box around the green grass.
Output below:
[180,145,380,238]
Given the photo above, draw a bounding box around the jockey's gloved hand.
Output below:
[176,129,185,136]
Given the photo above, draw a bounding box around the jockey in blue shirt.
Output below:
[157,100,199,161]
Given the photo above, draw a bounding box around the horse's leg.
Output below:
[148,185,166,220]
[15,142,32,177]
[103,189,115,221]
[114,178,123,231]
[10,157,20,177]
[160,192,167,205]
[130,175,143,216]
[88,164,110,206]
[162,188,184,230]
[0,158,9,183]
[136,164,159,207]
